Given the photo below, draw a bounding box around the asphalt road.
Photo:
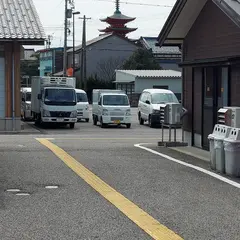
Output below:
[1,109,240,240]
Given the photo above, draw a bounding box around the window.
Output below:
[76,92,88,102]
[153,86,169,90]
[140,92,147,102]
[151,93,179,104]
[103,95,129,106]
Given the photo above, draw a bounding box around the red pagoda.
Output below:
[99,0,137,36]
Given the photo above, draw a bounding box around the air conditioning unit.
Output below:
[218,108,232,126]
[224,107,240,128]
[160,103,182,125]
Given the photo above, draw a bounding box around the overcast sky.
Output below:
[31,0,176,49]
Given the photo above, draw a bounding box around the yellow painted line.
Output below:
[36,138,183,240]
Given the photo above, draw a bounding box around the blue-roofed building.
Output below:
[140,37,181,71]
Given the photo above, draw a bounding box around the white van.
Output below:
[75,89,89,122]
[21,87,33,121]
[138,89,179,127]
[92,89,131,128]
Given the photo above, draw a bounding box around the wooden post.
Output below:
[5,42,12,117]
[14,42,21,118]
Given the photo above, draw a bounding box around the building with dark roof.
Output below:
[140,37,182,71]
[157,0,240,150]
[0,0,45,132]
[63,33,139,84]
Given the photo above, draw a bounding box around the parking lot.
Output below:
[2,108,240,240]
[25,107,183,141]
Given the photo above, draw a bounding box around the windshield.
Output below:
[44,88,76,106]
[26,92,31,102]
[103,95,129,106]
[77,92,88,103]
[151,93,179,104]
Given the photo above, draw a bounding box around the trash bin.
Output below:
[224,128,240,177]
[208,124,222,170]
[214,125,231,173]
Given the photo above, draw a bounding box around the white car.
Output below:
[75,89,90,122]
[92,90,131,128]
[138,89,179,127]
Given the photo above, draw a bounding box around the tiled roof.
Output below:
[67,33,113,53]
[116,70,182,78]
[0,0,46,40]
[141,37,181,55]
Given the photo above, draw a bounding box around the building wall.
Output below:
[70,35,138,80]
[185,0,240,61]
[182,66,193,133]
[115,71,136,84]
[135,77,182,98]
[0,42,21,131]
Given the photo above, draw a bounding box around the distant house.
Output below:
[140,37,181,71]
[0,0,45,132]
[157,0,240,150]
[66,33,139,82]
[38,47,65,76]
[20,47,38,87]
[21,48,37,61]
[115,70,182,106]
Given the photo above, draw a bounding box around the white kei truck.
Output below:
[31,76,78,128]
[21,87,33,121]
[92,89,132,128]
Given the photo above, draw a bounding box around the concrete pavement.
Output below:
[1,109,240,239]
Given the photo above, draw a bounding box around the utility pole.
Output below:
[72,11,80,77]
[63,0,68,76]
[79,15,91,90]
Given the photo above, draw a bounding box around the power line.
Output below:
[91,0,173,7]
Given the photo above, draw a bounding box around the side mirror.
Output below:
[22,98,25,102]
[145,100,150,104]
[98,101,101,105]
[37,94,42,100]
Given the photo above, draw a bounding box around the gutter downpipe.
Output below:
[12,45,15,131]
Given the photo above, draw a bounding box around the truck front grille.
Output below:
[50,111,71,117]
[110,111,125,116]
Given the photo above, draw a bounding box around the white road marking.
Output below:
[45,186,59,189]
[134,143,240,189]
[6,189,21,192]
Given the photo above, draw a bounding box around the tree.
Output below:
[96,56,124,82]
[20,52,40,83]
[122,48,162,70]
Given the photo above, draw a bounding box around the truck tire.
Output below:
[93,115,97,125]
[70,123,75,129]
[100,117,106,128]
[138,112,144,125]
[148,115,155,128]
[85,118,89,122]
[126,123,131,128]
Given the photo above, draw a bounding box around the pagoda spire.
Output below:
[99,0,137,37]
[115,0,120,14]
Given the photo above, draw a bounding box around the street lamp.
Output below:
[72,11,80,77]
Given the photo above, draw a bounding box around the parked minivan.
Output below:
[75,89,89,122]
[21,87,33,121]
[138,89,179,127]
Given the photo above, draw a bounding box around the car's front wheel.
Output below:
[138,112,144,125]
